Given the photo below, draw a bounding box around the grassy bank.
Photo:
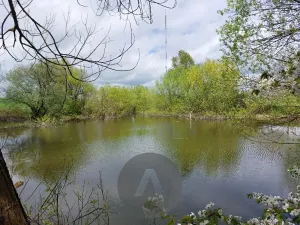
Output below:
[1,109,300,130]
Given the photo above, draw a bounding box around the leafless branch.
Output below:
[0,0,176,82]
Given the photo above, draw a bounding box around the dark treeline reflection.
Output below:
[6,118,156,182]
[7,118,242,183]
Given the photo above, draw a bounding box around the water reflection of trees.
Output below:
[5,122,115,182]
[5,126,86,183]
[7,118,299,185]
[155,120,242,177]
[5,119,146,183]
[4,119,244,182]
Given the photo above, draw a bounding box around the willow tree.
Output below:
[0,0,176,224]
[5,63,67,119]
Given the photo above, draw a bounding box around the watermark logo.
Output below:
[117,153,182,218]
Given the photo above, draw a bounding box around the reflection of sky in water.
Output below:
[4,118,299,224]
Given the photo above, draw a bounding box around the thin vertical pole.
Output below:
[165,9,168,73]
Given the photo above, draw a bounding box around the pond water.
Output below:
[2,117,299,224]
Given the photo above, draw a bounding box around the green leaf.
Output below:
[168,218,176,225]
[294,77,300,84]
[276,213,283,220]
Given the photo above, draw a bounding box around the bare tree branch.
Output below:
[0,0,176,82]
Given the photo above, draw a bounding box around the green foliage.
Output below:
[156,57,242,114]
[0,98,30,120]
[64,69,96,115]
[132,85,155,114]
[3,50,300,122]
[218,0,300,72]
[87,86,134,118]
[5,63,96,120]
[171,50,195,69]
[6,63,66,119]
[244,92,300,116]
[86,85,156,118]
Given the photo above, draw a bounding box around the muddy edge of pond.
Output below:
[1,113,300,130]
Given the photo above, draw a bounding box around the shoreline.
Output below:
[1,113,300,130]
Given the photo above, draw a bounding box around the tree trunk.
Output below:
[0,150,28,225]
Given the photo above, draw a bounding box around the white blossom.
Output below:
[165,167,300,225]
[198,209,206,218]
[247,218,260,224]
[290,209,300,217]
[199,220,209,225]
[283,203,289,211]
[205,202,215,209]
[218,209,223,216]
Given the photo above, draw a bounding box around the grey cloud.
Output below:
[0,0,226,87]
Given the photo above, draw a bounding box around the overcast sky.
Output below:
[0,0,227,87]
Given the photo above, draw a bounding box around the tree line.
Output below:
[2,50,300,122]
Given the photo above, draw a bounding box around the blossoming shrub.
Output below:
[142,194,166,219]
[145,166,300,225]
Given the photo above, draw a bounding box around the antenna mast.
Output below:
[165,9,168,73]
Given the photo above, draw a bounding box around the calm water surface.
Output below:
[3,117,299,224]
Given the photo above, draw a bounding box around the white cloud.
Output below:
[0,0,226,87]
